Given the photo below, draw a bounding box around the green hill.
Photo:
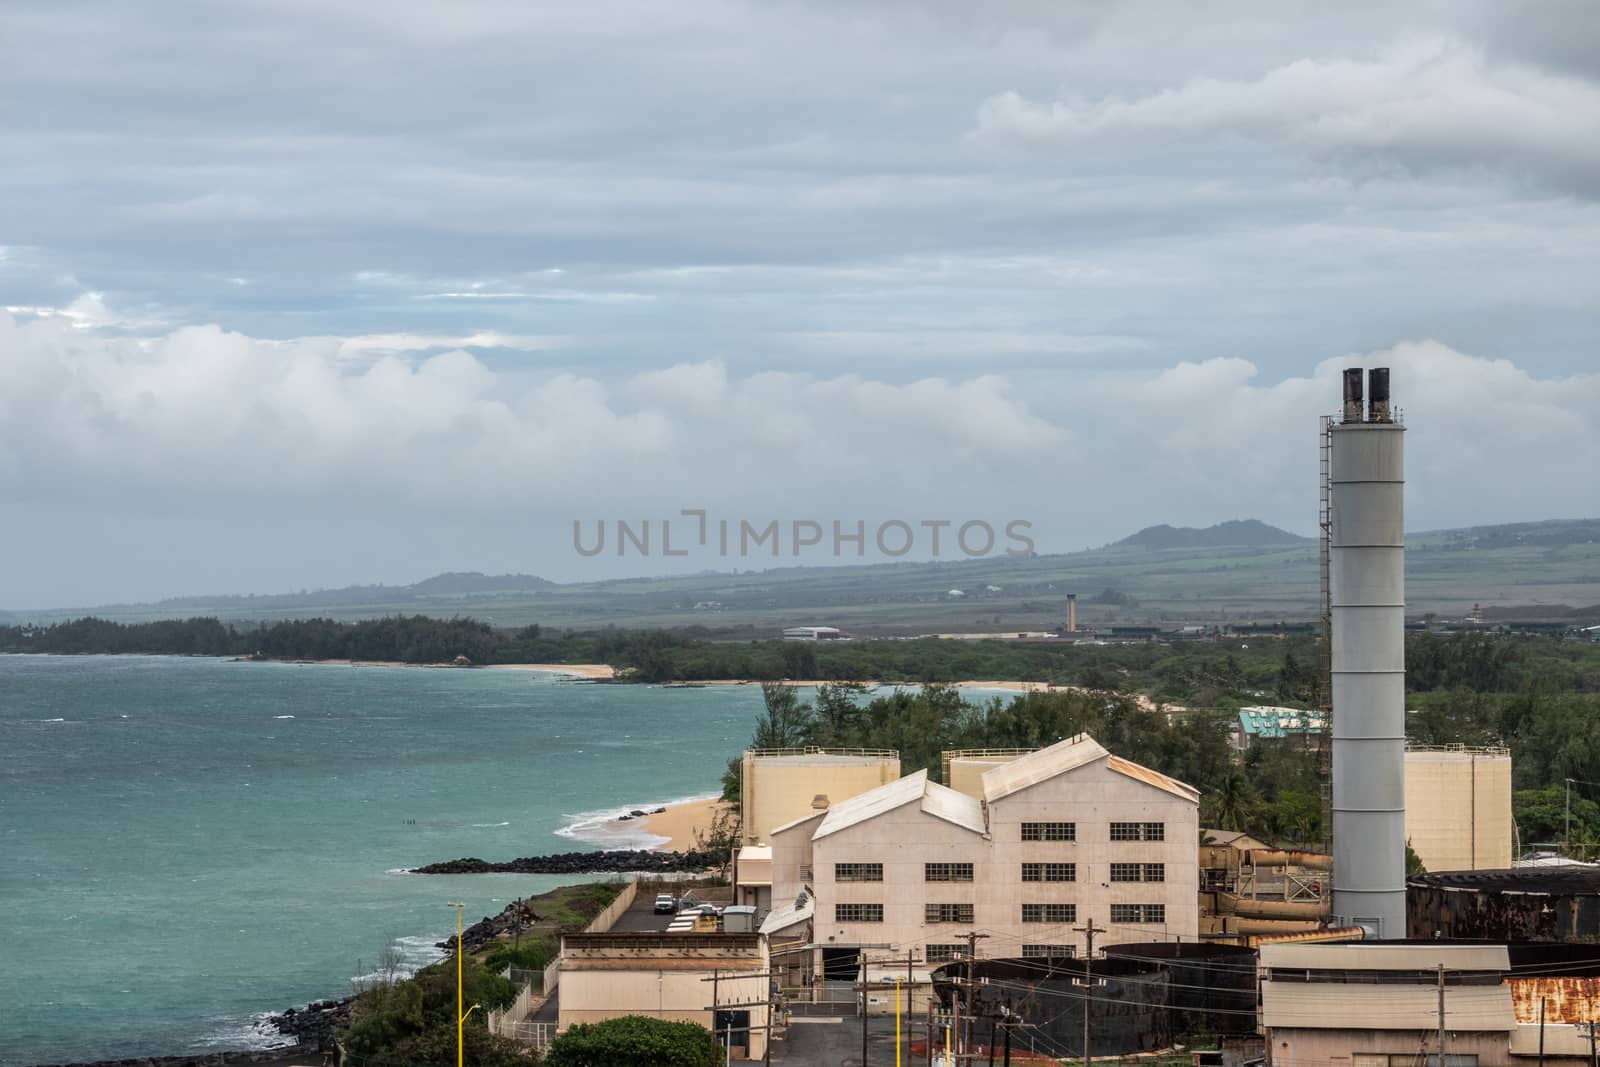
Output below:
[8,518,1599,634]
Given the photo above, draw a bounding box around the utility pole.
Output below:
[1578,1020,1598,1067]
[1567,779,1574,855]
[1437,964,1446,1067]
[1539,998,1547,1067]
[951,934,989,1063]
[1074,919,1105,1067]
[861,955,872,1067]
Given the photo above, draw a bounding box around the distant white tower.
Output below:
[1329,367,1407,937]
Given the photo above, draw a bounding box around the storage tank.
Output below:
[1330,366,1407,937]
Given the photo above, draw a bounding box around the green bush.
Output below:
[544,1015,723,1067]
[482,938,557,974]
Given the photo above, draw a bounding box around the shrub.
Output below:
[544,1015,723,1067]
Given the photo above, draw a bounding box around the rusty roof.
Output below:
[1409,867,1600,894]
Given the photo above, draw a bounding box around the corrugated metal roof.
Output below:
[1261,943,1510,971]
[760,895,815,935]
[1107,755,1201,802]
[811,770,988,839]
[980,733,1108,802]
[1262,982,1516,1030]
[920,781,987,835]
[768,809,827,838]
[815,770,929,838]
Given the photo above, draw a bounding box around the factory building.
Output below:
[557,932,771,1060]
[768,734,1200,987]
[737,747,900,846]
[1260,941,1600,1067]
[781,625,845,641]
[1405,746,1514,873]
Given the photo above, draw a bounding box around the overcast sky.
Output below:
[2,0,1598,609]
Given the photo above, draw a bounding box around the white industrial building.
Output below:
[761,734,1200,987]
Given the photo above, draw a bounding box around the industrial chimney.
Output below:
[1067,593,1078,633]
[1329,366,1406,937]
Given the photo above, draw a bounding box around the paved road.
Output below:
[772,1013,915,1067]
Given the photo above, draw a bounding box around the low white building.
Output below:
[769,734,1200,983]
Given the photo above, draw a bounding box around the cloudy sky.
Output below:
[2,0,1597,608]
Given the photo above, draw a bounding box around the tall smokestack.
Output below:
[1330,365,1406,937]
[1341,368,1364,423]
[1367,367,1392,423]
[1067,593,1077,633]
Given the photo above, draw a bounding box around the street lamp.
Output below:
[448,902,480,1067]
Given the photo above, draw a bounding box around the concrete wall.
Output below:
[946,755,1020,801]
[741,752,900,844]
[770,811,821,905]
[1270,1027,1513,1067]
[1405,749,1513,873]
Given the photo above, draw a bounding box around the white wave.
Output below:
[191,1012,298,1052]
[22,717,69,723]
[472,820,511,828]
[553,791,719,851]
[274,714,295,719]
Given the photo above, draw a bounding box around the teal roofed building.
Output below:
[1234,706,1327,749]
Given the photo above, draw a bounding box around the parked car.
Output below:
[653,894,677,914]
[678,902,720,917]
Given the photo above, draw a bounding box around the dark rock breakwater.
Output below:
[410,848,719,875]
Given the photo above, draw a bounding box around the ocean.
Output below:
[0,655,765,1066]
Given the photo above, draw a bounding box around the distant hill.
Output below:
[408,572,555,596]
[1115,520,1312,550]
[7,518,1595,632]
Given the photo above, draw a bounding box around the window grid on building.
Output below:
[1022,903,1076,923]
[1021,822,1076,842]
[1108,862,1165,882]
[925,903,975,924]
[1109,821,1165,842]
[835,862,884,882]
[926,944,967,964]
[1110,903,1165,923]
[924,862,975,882]
[1021,862,1076,882]
[836,903,884,923]
[1021,945,1076,959]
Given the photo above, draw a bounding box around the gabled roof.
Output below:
[980,733,1200,804]
[760,893,815,936]
[1107,755,1201,802]
[812,769,987,839]
[768,808,828,838]
[980,733,1108,802]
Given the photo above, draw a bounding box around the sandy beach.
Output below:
[485,662,616,679]
[605,795,727,852]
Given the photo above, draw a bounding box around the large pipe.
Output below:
[1330,365,1407,937]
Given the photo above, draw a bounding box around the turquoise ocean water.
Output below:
[0,655,765,1065]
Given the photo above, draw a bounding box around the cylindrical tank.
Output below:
[1330,366,1406,937]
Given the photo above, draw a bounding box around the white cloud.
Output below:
[976,38,1600,193]
[1,309,1593,540]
